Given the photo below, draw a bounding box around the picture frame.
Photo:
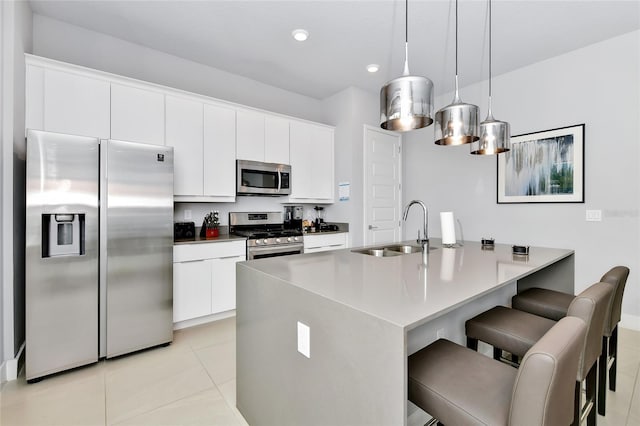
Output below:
[497,124,585,204]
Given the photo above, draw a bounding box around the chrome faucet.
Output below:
[403,200,429,252]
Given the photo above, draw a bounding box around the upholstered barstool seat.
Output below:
[465,306,556,358]
[511,266,630,415]
[409,317,586,426]
[465,282,615,426]
[512,288,574,321]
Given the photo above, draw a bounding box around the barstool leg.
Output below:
[586,364,597,426]
[598,336,607,415]
[493,347,501,361]
[609,325,618,391]
[466,337,478,351]
[572,381,581,426]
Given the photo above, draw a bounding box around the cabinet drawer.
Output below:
[303,233,347,249]
[174,240,246,262]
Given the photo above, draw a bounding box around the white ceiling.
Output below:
[28,0,640,100]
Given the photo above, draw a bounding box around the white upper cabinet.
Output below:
[25,65,110,139]
[264,116,290,164]
[237,109,290,164]
[203,103,236,200]
[111,83,165,145]
[289,121,334,202]
[236,109,264,162]
[165,96,204,196]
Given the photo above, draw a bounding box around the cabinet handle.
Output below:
[368,225,378,230]
[178,259,206,264]
[218,255,243,260]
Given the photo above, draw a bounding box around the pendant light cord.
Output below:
[453,0,460,101]
[487,0,493,116]
[403,0,410,75]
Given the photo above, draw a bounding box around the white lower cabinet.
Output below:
[173,240,246,323]
[303,232,348,253]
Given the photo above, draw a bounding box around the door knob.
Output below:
[368,225,378,230]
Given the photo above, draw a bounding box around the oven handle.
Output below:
[249,243,303,254]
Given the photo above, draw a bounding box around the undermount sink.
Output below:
[351,244,435,257]
[352,248,403,257]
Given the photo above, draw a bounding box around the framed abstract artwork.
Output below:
[497,124,585,204]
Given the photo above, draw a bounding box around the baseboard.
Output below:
[173,310,236,331]
[1,342,25,383]
[621,313,640,331]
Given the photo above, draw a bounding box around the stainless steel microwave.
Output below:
[237,159,291,196]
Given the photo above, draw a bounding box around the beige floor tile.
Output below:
[619,328,640,350]
[106,348,214,424]
[176,317,236,350]
[217,379,249,426]
[627,371,640,420]
[195,340,236,385]
[1,367,106,426]
[114,388,241,426]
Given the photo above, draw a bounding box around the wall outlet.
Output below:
[297,321,311,358]
[436,328,447,339]
[586,210,602,222]
[184,209,192,220]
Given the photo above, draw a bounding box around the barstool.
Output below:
[512,266,629,415]
[408,317,586,425]
[465,282,614,426]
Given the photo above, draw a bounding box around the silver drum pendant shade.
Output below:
[434,100,479,145]
[380,75,434,131]
[471,117,510,155]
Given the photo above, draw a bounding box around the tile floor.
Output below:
[1,317,639,425]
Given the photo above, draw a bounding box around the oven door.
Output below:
[237,160,291,196]
[247,243,303,260]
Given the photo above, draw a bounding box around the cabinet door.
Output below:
[265,116,290,164]
[311,126,334,200]
[211,255,245,314]
[173,260,212,322]
[204,104,236,198]
[111,83,165,145]
[166,96,204,196]
[289,121,314,199]
[41,68,110,138]
[236,109,264,161]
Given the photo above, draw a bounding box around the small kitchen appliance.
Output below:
[284,205,304,231]
[174,222,196,241]
[229,212,303,260]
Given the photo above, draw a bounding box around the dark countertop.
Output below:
[174,226,246,245]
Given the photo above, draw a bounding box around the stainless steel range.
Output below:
[229,212,303,260]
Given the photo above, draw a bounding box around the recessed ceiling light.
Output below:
[292,29,309,42]
[367,64,380,73]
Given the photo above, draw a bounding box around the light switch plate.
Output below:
[586,210,602,222]
[297,321,310,358]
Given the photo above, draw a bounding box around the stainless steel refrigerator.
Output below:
[25,129,174,381]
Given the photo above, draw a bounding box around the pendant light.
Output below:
[470,0,510,155]
[434,0,479,146]
[380,0,434,132]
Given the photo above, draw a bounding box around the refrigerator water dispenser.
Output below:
[42,213,85,257]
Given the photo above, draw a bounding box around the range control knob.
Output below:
[263,239,269,244]
[275,238,281,243]
[255,240,261,245]
[287,237,293,242]
[294,236,299,242]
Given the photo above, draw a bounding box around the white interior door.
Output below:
[363,125,402,245]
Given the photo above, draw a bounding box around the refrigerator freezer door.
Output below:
[104,140,174,357]
[25,130,99,380]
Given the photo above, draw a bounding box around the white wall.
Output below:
[1,0,31,382]
[323,87,379,247]
[403,31,640,327]
[32,14,325,123]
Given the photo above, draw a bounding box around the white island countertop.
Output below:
[238,239,574,330]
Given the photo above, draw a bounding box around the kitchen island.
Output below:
[236,240,574,426]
